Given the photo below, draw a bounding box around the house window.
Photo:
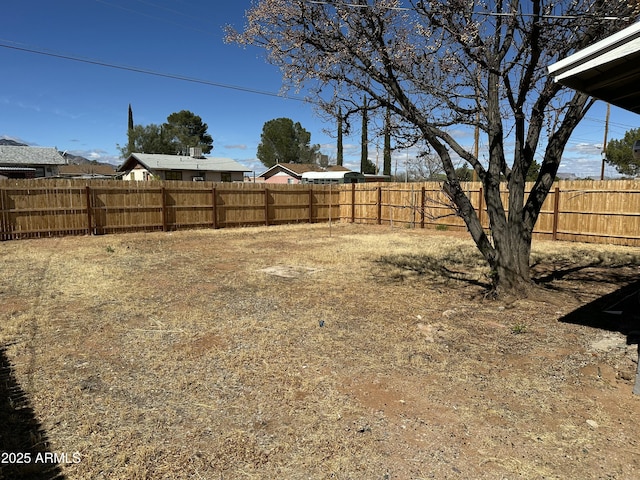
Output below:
[35,167,45,178]
[221,173,232,182]
[165,171,182,181]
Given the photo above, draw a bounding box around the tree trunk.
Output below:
[488,220,533,297]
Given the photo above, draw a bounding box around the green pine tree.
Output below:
[605,128,640,177]
[337,107,344,166]
[360,97,376,174]
[383,108,392,176]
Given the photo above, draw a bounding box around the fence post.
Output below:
[0,187,7,240]
[161,187,168,232]
[351,183,356,223]
[421,186,426,228]
[85,186,92,235]
[309,186,314,224]
[478,186,484,227]
[552,186,560,241]
[377,186,382,225]
[212,186,218,229]
[264,187,270,226]
[1,188,6,240]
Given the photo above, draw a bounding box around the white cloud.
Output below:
[224,144,248,150]
[566,141,602,154]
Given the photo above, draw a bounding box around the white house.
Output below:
[118,149,251,182]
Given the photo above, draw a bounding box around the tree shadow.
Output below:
[373,252,491,289]
[0,345,65,480]
[375,251,640,311]
[530,255,635,285]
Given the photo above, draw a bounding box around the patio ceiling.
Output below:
[548,22,640,114]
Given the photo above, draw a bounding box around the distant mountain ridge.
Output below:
[0,139,115,167]
[0,139,26,147]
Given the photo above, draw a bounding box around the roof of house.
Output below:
[548,22,640,114]
[259,163,349,178]
[0,146,67,166]
[58,164,119,177]
[326,165,351,172]
[119,153,252,173]
[302,170,365,179]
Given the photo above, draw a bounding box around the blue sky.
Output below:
[1,1,638,178]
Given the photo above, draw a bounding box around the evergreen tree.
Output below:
[119,110,213,158]
[360,97,376,174]
[123,124,175,156]
[337,107,344,166]
[526,159,541,182]
[605,128,640,177]
[127,104,134,155]
[383,108,392,176]
[165,110,214,155]
[361,97,368,173]
[257,117,320,167]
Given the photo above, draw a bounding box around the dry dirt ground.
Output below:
[1,223,640,480]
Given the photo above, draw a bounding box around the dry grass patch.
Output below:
[1,223,640,479]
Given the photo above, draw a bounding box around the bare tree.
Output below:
[227,0,639,297]
[405,151,445,181]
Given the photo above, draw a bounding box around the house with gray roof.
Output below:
[0,145,67,179]
[118,149,251,182]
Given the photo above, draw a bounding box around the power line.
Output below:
[0,39,309,103]
[583,114,639,131]
[132,0,211,24]
[95,0,216,36]
[305,0,629,20]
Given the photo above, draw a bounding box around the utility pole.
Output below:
[473,116,479,183]
[473,69,480,183]
[600,103,610,181]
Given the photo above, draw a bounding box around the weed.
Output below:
[511,323,528,334]
[435,224,449,231]
[106,246,115,253]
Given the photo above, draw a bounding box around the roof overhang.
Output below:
[548,22,640,114]
[0,166,37,172]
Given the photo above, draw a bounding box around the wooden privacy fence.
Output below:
[0,179,340,240]
[338,180,640,247]
[1,178,639,247]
